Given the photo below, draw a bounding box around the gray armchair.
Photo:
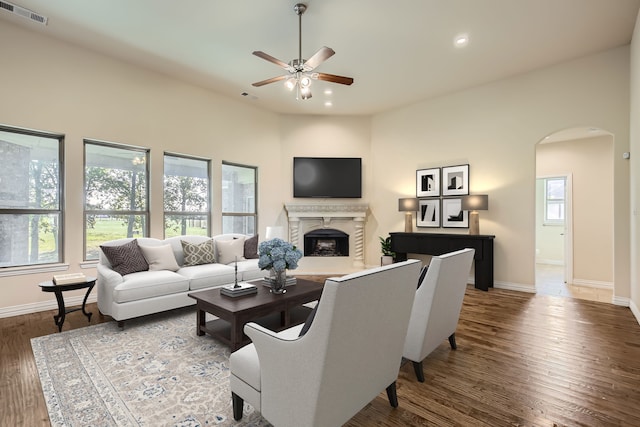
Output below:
[403,248,475,382]
[229,259,421,427]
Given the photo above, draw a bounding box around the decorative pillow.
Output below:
[417,265,429,289]
[216,237,246,265]
[139,244,180,272]
[100,239,149,276]
[181,239,215,266]
[244,234,259,259]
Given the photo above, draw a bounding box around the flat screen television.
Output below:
[293,157,362,198]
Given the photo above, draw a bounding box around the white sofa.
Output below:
[97,234,263,326]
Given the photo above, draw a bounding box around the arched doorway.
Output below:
[535,127,614,302]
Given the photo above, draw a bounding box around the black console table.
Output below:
[390,233,495,291]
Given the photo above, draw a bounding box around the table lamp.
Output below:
[461,194,489,235]
[398,198,419,233]
[265,226,285,240]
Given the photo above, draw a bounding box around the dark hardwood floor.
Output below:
[2,281,640,426]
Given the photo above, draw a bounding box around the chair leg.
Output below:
[232,392,244,421]
[386,381,399,407]
[412,361,425,382]
[448,333,457,350]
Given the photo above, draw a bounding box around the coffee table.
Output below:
[188,278,324,351]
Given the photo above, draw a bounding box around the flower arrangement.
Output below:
[258,238,303,272]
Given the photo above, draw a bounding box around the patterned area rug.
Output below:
[31,308,270,426]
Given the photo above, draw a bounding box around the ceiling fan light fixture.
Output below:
[285,77,297,90]
[250,2,353,101]
[299,75,312,88]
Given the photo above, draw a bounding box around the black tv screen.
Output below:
[293,157,362,198]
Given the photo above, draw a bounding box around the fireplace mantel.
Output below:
[284,203,368,219]
[284,203,369,267]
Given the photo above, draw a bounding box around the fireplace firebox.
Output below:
[304,229,349,257]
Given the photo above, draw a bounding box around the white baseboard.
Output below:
[535,259,564,266]
[0,294,98,319]
[613,295,630,307]
[571,279,614,289]
[494,281,537,293]
[630,299,640,326]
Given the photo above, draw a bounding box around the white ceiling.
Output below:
[1,0,639,117]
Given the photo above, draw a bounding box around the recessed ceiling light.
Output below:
[324,89,333,95]
[324,101,333,107]
[454,33,469,48]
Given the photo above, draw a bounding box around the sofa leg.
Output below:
[232,392,244,421]
[117,320,124,329]
[448,333,457,350]
[412,361,425,382]
[385,381,398,407]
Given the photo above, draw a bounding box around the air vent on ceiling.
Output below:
[0,1,47,25]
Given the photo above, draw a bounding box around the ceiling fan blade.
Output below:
[252,51,291,70]
[304,46,335,70]
[252,75,287,87]
[315,72,354,86]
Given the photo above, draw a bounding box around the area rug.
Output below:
[31,308,270,427]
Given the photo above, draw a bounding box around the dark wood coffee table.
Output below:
[188,278,324,351]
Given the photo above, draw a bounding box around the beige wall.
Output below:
[536,136,614,285]
[630,9,640,318]
[0,22,282,310]
[370,47,630,294]
[0,18,636,315]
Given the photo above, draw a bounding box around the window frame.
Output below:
[163,152,211,238]
[221,161,258,235]
[0,124,65,269]
[543,177,566,225]
[83,139,150,261]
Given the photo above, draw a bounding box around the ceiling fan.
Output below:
[251,3,354,100]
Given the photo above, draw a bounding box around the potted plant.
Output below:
[379,235,395,265]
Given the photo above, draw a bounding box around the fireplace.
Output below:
[284,203,369,268]
[304,229,349,257]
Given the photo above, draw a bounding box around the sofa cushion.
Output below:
[244,234,259,259]
[181,239,215,266]
[113,270,189,303]
[100,239,149,276]
[178,263,236,290]
[216,237,246,265]
[139,244,180,271]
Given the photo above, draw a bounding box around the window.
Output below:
[0,126,63,268]
[84,141,149,260]
[544,177,565,224]
[222,162,257,235]
[164,153,210,237]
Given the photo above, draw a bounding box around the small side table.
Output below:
[39,276,96,332]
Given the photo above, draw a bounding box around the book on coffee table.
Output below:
[220,282,258,297]
[52,273,87,285]
[261,276,297,287]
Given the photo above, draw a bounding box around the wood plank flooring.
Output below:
[2,283,640,426]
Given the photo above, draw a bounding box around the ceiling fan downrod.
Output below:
[294,3,306,64]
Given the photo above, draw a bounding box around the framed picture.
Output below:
[416,168,440,197]
[442,198,469,228]
[417,199,440,228]
[442,164,469,196]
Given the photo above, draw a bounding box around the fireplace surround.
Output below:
[284,203,369,268]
